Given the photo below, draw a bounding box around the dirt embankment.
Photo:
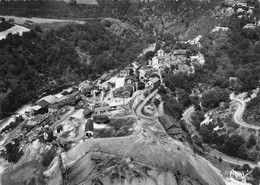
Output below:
[59,130,225,185]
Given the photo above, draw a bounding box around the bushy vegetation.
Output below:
[0,116,24,134]
[243,94,260,126]
[201,87,230,109]
[41,147,57,167]
[160,84,191,120]
[0,19,14,32]
[0,138,23,163]
[0,21,145,118]
[0,0,223,38]
[190,111,260,162]
[199,15,260,92]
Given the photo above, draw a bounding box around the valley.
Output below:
[1,0,260,185]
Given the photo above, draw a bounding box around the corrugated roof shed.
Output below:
[100,73,109,81]
[159,115,180,130]
[167,127,183,135]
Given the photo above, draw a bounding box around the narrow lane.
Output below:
[182,106,258,167]
[230,96,260,130]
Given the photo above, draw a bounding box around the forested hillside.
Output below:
[0,21,146,118]
[199,15,260,92]
[0,0,224,37]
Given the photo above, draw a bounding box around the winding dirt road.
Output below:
[135,89,158,119]
[182,106,259,168]
[230,96,260,130]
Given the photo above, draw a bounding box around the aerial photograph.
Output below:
[0,0,260,184]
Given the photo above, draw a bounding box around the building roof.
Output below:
[123,85,134,94]
[125,75,136,82]
[115,77,125,88]
[145,70,153,77]
[48,104,59,109]
[159,115,180,130]
[37,99,50,108]
[173,50,187,55]
[69,91,80,98]
[167,127,183,135]
[130,62,140,70]
[85,119,94,132]
[56,125,62,130]
[76,0,98,5]
[31,105,42,111]
[119,68,129,74]
[83,108,93,115]
[150,77,160,84]
[27,115,46,125]
[100,73,109,81]
[54,93,63,99]
[31,115,46,122]
[94,106,110,112]
[37,95,56,104]
[64,87,73,93]
[243,23,255,28]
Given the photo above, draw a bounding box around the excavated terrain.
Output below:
[55,129,226,185]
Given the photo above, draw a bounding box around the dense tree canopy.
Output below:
[201,87,230,109]
[0,21,146,118]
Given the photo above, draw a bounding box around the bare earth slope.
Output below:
[61,130,225,185]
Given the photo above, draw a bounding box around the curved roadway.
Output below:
[230,96,260,130]
[182,106,258,168]
[135,89,158,119]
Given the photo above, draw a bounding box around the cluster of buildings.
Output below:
[149,48,204,75]
[3,39,206,146]
[230,0,259,28]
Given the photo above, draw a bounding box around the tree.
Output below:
[176,88,191,109]
[194,136,203,148]
[191,111,204,130]
[247,134,256,148]
[218,157,223,163]
[144,51,155,60]
[238,144,248,160]
[201,88,230,109]
[199,125,214,143]
[252,167,260,180]
[34,25,42,33]
[201,90,219,109]
[222,135,245,157]
[242,164,251,172]
[154,99,160,107]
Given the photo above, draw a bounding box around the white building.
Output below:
[118,69,130,77]
[115,77,125,88]
[243,23,256,29]
[211,27,229,32]
[37,95,56,104]
[157,49,164,57]
[190,52,205,65]
[237,8,245,13]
